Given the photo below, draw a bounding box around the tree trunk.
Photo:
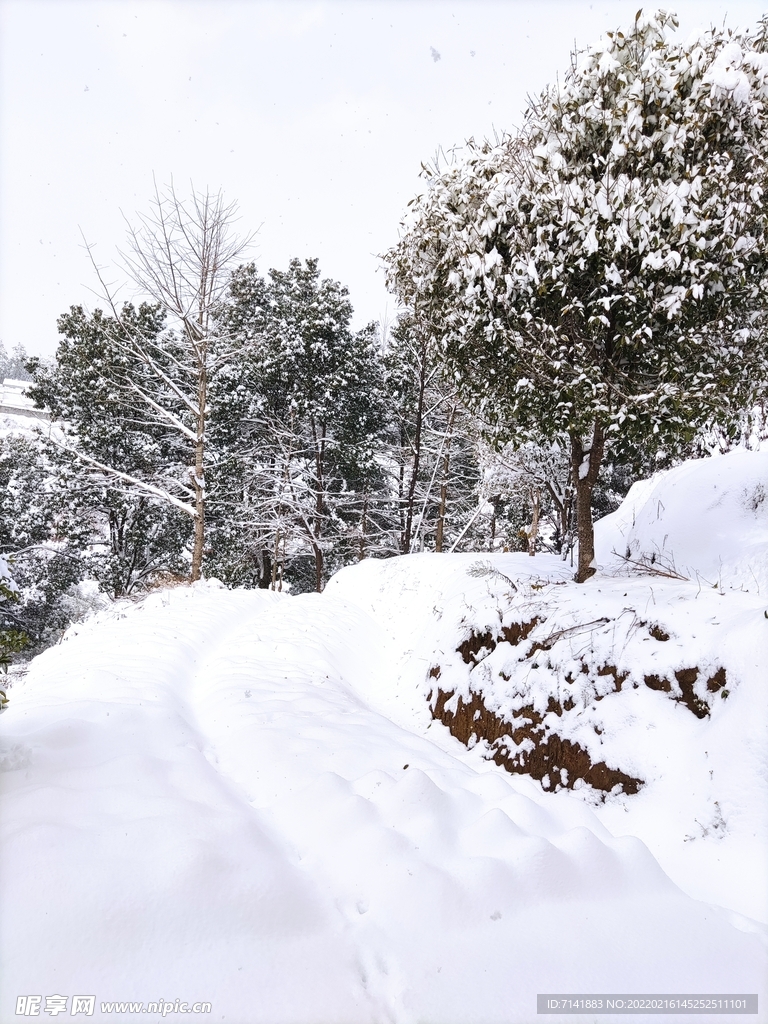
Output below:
[402,332,428,554]
[313,542,324,593]
[570,421,605,583]
[434,402,456,553]
[527,487,540,556]
[435,482,447,553]
[256,547,272,590]
[311,417,326,592]
[271,531,280,590]
[358,495,368,561]
[190,354,207,582]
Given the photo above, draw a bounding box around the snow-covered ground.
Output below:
[1,452,766,1023]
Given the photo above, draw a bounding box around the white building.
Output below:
[0,378,49,421]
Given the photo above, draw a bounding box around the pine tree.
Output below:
[385,11,768,581]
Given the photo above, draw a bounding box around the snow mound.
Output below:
[594,449,768,593]
[1,576,765,1022]
[329,550,768,925]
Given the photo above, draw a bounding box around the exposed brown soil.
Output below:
[430,687,643,795]
[648,625,670,642]
[596,664,628,693]
[429,613,728,795]
[706,667,727,692]
[456,618,541,665]
[644,674,672,693]
[643,667,727,719]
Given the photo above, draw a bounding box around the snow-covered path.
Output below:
[1,581,766,1023]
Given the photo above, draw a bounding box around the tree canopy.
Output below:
[384,10,768,579]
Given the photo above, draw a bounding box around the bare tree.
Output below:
[85,180,252,580]
[479,438,574,557]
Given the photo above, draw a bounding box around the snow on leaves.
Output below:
[384,11,768,449]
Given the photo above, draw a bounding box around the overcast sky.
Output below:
[1,0,765,357]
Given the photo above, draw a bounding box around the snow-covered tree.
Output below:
[385,11,768,581]
[382,314,482,555]
[0,341,32,381]
[0,554,27,674]
[83,182,252,580]
[27,304,192,596]
[382,314,441,554]
[220,258,388,591]
[479,438,574,555]
[0,432,87,656]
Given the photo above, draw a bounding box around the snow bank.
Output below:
[328,551,768,927]
[1,576,765,1023]
[594,449,768,593]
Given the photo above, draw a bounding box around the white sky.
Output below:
[1,0,765,357]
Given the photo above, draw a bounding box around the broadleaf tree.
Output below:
[221,258,388,591]
[385,11,768,581]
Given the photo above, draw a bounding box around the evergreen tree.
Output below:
[221,258,389,591]
[27,303,191,596]
[0,432,88,655]
[385,11,768,581]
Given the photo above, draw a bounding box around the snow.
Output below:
[1,453,767,1022]
[594,449,768,593]
[705,42,752,106]
[0,378,36,412]
[0,378,52,440]
[0,378,49,436]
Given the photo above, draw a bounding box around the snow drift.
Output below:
[1,452,767,1023]
[594,449,768,593]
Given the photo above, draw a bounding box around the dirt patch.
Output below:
[648,624,670,642]
[595,664,628,693]
[706,667,727,693]
[675,668,709,719]
[430,687,643,795]
[433,611,726,793]
[644,673,672,693]
[643,667,727,718]
[456,618,541,666]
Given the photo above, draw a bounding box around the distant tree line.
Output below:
[4,188,612,661]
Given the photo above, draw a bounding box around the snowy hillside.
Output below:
[1,453,767,1024]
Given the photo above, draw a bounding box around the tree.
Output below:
[0,554,28,673]
[385,11,768,581]
[0,432,91,656]
[83,181,252,580]
[27,304,192,596]
[479,438,574,556]
[382,314,437,554]
[221,258,388,591]
[382,314,482,555]
[0,341,32,381]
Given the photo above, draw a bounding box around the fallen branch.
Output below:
[611,549,689,581]
[530,617,611,652]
